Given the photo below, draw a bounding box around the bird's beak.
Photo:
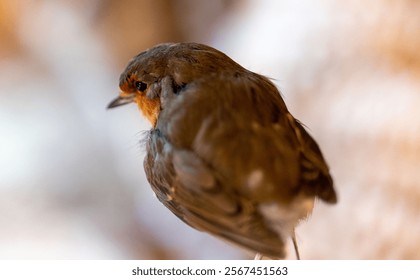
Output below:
[107,92,135,109]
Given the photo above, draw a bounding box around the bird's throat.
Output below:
[136,96,161,127]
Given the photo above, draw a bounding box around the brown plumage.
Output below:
[108,42,337,259]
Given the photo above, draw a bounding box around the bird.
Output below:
[108,42,337,259]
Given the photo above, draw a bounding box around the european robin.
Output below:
[108,43,337,259]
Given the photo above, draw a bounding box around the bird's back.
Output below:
[143,70,335,258]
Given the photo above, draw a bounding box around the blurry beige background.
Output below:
[1,0,419,259]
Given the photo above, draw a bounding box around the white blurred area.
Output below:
[1,0,419,259]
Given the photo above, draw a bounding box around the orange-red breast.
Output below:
[108,42,337,259]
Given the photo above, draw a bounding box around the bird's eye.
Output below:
[135,81,147,92]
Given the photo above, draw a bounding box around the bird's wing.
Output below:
[144,129,286,258]
[158,72,335,203]
[286,116,337,203]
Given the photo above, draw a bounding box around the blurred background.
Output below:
[1,0,419,259]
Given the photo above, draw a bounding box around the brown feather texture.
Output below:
[108,42,337,259]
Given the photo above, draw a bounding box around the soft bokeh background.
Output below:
[1,0,419,259]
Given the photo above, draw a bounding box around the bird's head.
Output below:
[107,42,244,127]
